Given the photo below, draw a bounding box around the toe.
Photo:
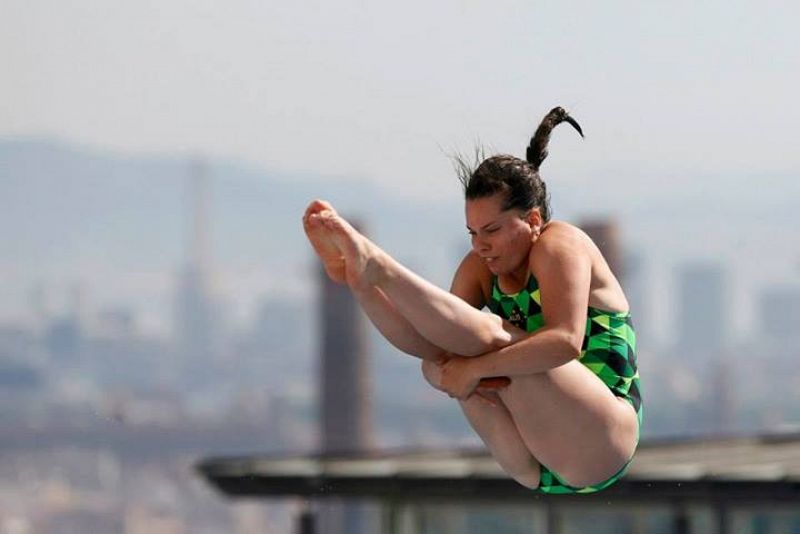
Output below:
[305,199,331,218]
[307,213,325,228]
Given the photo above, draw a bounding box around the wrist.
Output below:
[469,354,489,381]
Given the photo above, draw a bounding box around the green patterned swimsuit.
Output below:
[487,275,642,494]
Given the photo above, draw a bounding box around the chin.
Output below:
[489,263,507,275]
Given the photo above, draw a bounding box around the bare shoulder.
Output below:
[531,221,592,263]
[533,220,630,312]
[540,220,587,241]
[450,250,493,308]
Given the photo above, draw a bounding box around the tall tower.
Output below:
[174,159,218,376]
[709,353,736,435]
[579,218,655,346]
[317,220,374,534]
[188,158,212,282]
[319,222,373,454]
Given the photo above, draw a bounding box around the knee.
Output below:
[509,468,540,490]
[420,359,442,389]
[484,315,514,351]
[500,456,541,490]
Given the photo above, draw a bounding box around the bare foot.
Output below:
[315,207,384,291]
[302,200,346,284]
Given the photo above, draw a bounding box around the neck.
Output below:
[500,263,530,289]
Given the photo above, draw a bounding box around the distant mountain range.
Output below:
[2,137,798,340]
[0,138,475,330]
[0,138,464,275]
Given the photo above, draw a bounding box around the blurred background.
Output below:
[1,1,799,532]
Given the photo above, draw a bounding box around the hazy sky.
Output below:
[2,1,799,337]
[3,1,799,199]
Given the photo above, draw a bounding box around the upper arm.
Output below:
[449,251,490,309]
[532,228,591,351]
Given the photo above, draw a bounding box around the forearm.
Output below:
[354,286,446,361]
[471,327,580,379]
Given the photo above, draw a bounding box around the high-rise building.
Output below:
[708,354,736,435]
[29,281,51,327]
[623,251,652,346]
[173,159,220,380]
[44,316,82,362]
[758,286,800,342]
[579,218,624,284]
[676,262,727,354]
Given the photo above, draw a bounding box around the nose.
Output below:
[471,234,490,254]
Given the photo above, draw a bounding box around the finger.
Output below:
[458,390,475,402]
[474,392,497,407]
[475,387,501,398]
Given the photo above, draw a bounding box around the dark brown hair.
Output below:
[456,106,583,222]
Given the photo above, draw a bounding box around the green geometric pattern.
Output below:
[537,458,633,495]
[487,275,643,495]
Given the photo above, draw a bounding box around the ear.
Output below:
[526,208,543,228]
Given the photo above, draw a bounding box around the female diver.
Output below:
[302,107,642,494]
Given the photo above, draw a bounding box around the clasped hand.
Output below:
[439,355,482,400]
[422,353,504,406]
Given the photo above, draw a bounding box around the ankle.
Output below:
[362,247,389,288]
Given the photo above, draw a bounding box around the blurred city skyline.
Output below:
[2,2,800,530]
[3,136,799,530]
[1,137,798,345]
[4,1,800,342]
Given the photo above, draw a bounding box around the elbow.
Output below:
[485,315,515,351]
[560,329,583,359]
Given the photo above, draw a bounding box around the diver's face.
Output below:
[465,194,537,275]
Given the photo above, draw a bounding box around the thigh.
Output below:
[499,359,639,488]
[458,395,541,489]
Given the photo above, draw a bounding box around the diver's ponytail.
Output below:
[525,107,584,170]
